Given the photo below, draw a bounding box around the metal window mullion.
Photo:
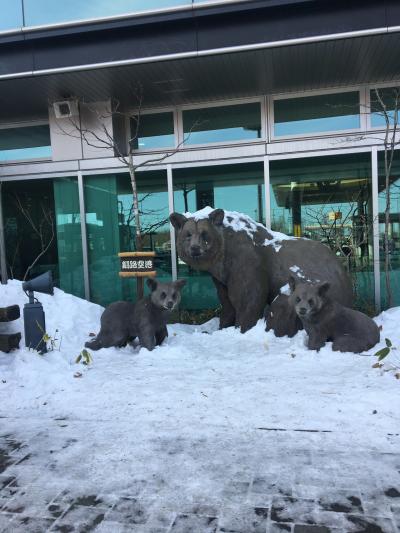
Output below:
[360,86,369,132]
[371,147,381,313]
[176,109,184,146]
[260,96,267,141]
[263,155,271,228]
[0,183,8,284]
[167,165,177,280]
[77,171,91,300]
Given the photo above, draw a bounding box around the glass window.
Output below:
[274,92,360,137]
[2,177,84,298]
[270,153,374,312]
[23,0,189,26]
[131,112,175,150]
[0,125,51,162]
[0,0,23,31]
[183,103,261,145]
[84,171,171,307]
[173,163,265,310]
[370,87,400,128]
[378,151,400,309]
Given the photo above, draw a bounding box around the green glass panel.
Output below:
[378,151,400,308]
[173,162,264,310]
[3,180,58,282]
[274,92,360,136]
[2,178,84,299]
[370,87,400,128]
[84,171,170,307]
[53,178,85,298]
[131,112,175,150]
[183,103,261,145]
[270,153,374,312]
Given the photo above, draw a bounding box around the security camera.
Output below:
[53,100,79,119]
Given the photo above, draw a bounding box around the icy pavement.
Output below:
[0,280,399,532]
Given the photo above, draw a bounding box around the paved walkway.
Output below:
[0,422,399,533]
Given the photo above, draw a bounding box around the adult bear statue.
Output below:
[170,207,353,334]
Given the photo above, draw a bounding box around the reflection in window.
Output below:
[378,151,400,308]
[2,178,84,298]
[23,0,189,26]
[0,125,51,162]
[270,154,374,311]
[84,172,170,306]
[0,0,23,30]
[173,163,264,309]
[370,87,400,128]
[183,103,261,145]
[274,92,360,137]
[131,112,175,150]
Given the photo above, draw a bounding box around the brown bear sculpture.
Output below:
[170,207,353,334]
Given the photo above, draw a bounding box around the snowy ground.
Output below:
[0,280,399,532]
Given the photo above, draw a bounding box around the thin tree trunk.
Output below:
[128,152,144,298]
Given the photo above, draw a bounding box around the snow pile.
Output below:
[184,206,297,251]
[0,280,399,496]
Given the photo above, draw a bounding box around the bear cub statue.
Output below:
[85,278,186,352]
[289,276,380,353]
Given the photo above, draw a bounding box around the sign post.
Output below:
[118,251,156,298]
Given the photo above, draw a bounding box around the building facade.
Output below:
[1,0,400,312]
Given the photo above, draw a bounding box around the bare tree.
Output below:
[336,87,400,307]
[370,88,400,308]
[54,86,201,297]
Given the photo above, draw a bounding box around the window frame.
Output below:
[179,97,265,148]
[269,87,363,142]
[367,82,400,132]
[126,107,178,153]
[0,120,52,164]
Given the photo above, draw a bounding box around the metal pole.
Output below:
[0,182,8,284]
[77,171,90,300]
[263,155,271,228]
[167,165,177,281]
[371,147,381,313]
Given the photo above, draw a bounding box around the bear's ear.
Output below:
[147,278,158,292]
[174,279,187,290]
[317,281,330,296]
[288,276,296,293]
[209,208,225,226]
[170,212,188,231]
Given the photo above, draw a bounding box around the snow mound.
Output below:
[184,206,297,251]
[0,278,399,479]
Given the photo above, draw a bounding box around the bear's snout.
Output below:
[190,245,202,257]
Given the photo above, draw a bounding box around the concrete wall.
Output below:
[49,100,115,161]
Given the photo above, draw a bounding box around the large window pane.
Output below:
[173,163,264,310]
[23,0,189,26]
[274,92,360,137]
[270,154,374,312]
[2,178,84,298]
[378,151,400,308]
[84,171,170,307]
[0,0,23,30]
[132,112,174,150]
[183,103,261,145]
[0,125,51,162]
[370,87,400,128]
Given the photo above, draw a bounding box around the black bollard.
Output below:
[22,271,54,353]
